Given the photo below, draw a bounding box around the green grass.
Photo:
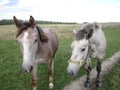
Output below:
[0,25,120,90]
[103,61,120,90]
[93,61,120,90]
[103,27,120,58]
[0,39,85,90]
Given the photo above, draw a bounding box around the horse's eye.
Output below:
[34,39,38,43]
[81,48,85,52]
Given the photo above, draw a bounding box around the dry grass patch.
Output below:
[39,24,81,39]
[0,24,81,40]
[0,25,17,40]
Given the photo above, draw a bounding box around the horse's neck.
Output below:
[38,41,46,54]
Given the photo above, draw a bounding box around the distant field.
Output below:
[0,24,81,40]
[0,24,120,90]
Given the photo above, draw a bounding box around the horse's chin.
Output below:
[69,73,78,77]
[23,67,33,74]
[24,69,31,74]
[67,69,78,77]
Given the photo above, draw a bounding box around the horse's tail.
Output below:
[93,22,101,29]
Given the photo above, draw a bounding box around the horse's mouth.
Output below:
[68,71,78,77]
[24,69,31,74]
[23,66,33,74]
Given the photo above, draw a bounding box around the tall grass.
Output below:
[0,24,120,90]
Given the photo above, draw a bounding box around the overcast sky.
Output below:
[0,0,120,23]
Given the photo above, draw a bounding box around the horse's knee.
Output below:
[86,65,92,76]
[96,59,103,81]
[96,65,101,73]
[32,77,37,86]
[96,59,102,72]
[48,66,54,76]
[48,60,54,76]
[85,65,92,84]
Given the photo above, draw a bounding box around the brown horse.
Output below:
[13,16,58,90]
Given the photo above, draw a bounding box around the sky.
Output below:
[0,0,120,23]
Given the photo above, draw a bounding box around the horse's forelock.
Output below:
[16,22,33,37]
[16,22,48,43]
[75,30,87,40]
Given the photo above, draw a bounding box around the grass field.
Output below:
[0,24,120,90]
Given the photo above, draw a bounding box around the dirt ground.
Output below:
[63,51,120,90]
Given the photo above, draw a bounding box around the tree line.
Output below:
[0,19,77,25]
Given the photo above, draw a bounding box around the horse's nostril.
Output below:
[69,71,74,76]
[30,66,33,72]
[22,65,33,73]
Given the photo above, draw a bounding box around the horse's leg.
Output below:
[96,59,102,87]
[32,64,38,90]
[84,65,92,88]
[48,58,54,89]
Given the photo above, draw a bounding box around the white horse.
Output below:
[67,22,106,88]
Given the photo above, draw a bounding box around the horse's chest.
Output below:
[36,58,49,64]
[89,44,98,58]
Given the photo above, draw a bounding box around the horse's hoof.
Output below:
[96,81,102,88]
[84,82,91,88]
[49,83,54,89]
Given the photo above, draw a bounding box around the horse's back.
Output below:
[90,24,106,59]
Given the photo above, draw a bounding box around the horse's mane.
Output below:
[36,26,48,42]
[81,22,101,30]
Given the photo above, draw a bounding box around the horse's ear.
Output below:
[29,16,35,27]
[94,22,101,29]
[73,29,78,36]
[73,29,78,39]
[13,16,22,29]
[86,29,93,39]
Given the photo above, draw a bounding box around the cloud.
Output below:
[0,0,120,23]
[5,0,19,6]
[0,0,33,19]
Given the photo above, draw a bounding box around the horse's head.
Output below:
[67,24,93,77]
[13,16,48,73]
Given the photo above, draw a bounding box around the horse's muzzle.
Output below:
[68,71,74,76]
[22,65,33,74]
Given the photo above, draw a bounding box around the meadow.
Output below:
[0,24,120,90]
